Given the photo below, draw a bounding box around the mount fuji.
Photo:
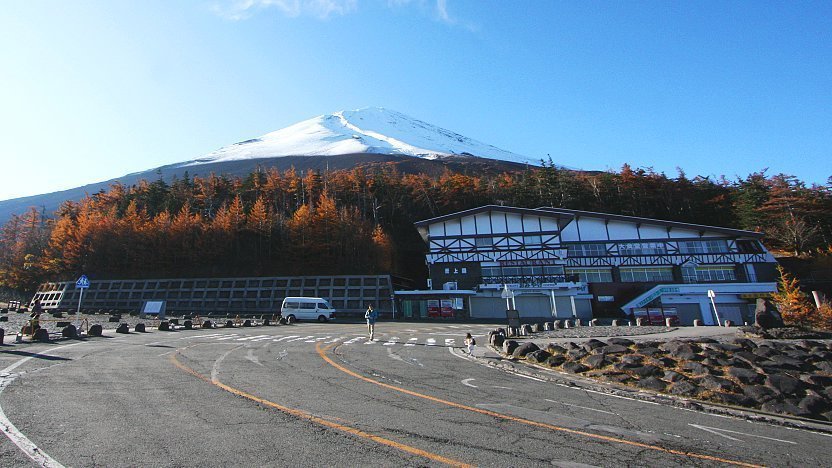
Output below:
[0,108,540,222]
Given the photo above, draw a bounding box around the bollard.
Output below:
[202,320,213,329]
[564,320,571,329]
[590,318,599,327]
[225,320,235,328]
[665,318,673,327]
[554,320,563,329]
[723,319,733,327]
[611,319,620,327]
[184,320,193,330]
[0,328,4,344]
[158,321,170,331]
[574,319,582,327]
[0,316,7,322]
[693,319,702,327]
[636,317,645,327]
[243,319,252,327]
[135,323,146,333]
[62,324,78,338]
[88,324,103,336]
[116,323,130,334]
[263,318,271,326]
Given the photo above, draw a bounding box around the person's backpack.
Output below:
[471,338,476,345]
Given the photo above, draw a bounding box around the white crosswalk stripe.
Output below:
[426,338,436,346]
[383,337,399,346]
[273,335,299,342]
[404,338,417,347]
[215,335,239,341]
[305,336,331,342]
[445,338,456,346]
[287,335,314,342]
[236,335,270,341]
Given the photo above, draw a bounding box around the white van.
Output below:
[280,297,336,322]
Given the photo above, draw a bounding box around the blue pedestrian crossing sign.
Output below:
[75,275,90,289]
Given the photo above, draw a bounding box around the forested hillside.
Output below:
[1,161,830,294]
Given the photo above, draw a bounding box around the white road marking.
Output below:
[245,349,262,366]
[445,338,456,346]
[364,340,376,345]
[344,336,364,344]
[286,335,314,342]
[250,336,275,342]
[0,342,85,468]
[516,373,545,382]
[273,335,298,342]
[305,336,331,343]
[545,398,617,415]
[236,335,269,341]
[324,336,345,343]
[555,383,661,406]
[404,338,417,347]
[462,378,478,388]
[426,338,437,346]
[493,386,513,390]
[215,335,240,341]
[384,337,400,346]
[689,424,796,444]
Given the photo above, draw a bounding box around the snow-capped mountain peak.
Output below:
[184,107,530,166]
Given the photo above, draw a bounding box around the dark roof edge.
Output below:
[414,205,575,227]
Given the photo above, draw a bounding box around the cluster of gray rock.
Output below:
[488,330,832,421]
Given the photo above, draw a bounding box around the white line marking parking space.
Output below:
[689,424,796,444]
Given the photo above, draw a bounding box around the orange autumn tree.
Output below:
[772,265,816,327]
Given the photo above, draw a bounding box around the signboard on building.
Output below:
[440,299,454,317]
[427,300,440,318]
[597,295,615,302]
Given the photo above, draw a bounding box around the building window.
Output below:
[474,237,492,248]
[481,266,501,277]
[619,267,673,282]
[566,243,607,257]
[736,240,763,253]
[678,240,728,254]
[618,242,667,255]
[565,268,613,283]
[444,268,450,274]
[522,235,542,245]
[694,265,736,282]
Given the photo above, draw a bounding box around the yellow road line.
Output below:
[169,351,471,468]
[316,343,762,468]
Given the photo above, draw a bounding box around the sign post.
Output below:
[501,284,515,311]
[75,275,90,329]
[707,289,722,326]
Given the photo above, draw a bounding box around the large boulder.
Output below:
[62,324,78,339]
[135,323,146,332]
[698,375,738,392]
[584,354,607,369]
[743,385,779,403]
[562,362,589,374]
[545,343,567,354]
[765,374,805,395]
[582,339,606,352]
[116,323,130,334]
[754,298,784,329]
[546,355,567,367]
[637,377,667,391]
[526,350,551,363]
[607,337,634,347]
[502,340,519,356]
[595,344,629,355]
[670,381,700,396]
[630,365,661,378]
[491,334,505,348]
[88,324,103,336]
[726,367,763,384]
[32,328,50,342]
[512,342,540,358]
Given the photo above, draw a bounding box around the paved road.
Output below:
[0,322,829,467]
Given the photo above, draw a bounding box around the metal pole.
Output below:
[76,287,83,330]
[709,296,722,326]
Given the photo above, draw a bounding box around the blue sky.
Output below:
[1,1,830,201]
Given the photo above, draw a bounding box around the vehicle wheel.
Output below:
[318,315,327,322]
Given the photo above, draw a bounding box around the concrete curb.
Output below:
[483,344,832,435]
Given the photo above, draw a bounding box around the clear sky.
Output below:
[1,1,830,201]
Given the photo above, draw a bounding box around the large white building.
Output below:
[409,205,778,325]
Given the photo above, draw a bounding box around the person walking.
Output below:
[464,332,476,355]
[365,304,378,340]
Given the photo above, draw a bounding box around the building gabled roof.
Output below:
[535,207,764,239]
[414,205,574,230]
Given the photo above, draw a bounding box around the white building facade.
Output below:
[414,206,778,325]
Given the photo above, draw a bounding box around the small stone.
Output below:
[681,361,710,375]
[631,365,661,378]
[761,401,812,418]
[607,337,634,347]
[743,385,780,403]
[545,343,567,354]
[698,375,737,392]
[512,342,540,358]
[799,395,830,415]
[546,355,567,367]
[669,381,700,396]
[583,339,606,352]
[726,367,763,384]
[639,347,662,356]
[568,349,588,360]
[664,370,686,382]
[619,354,644,367]
[765,374,805,395]
[526,350,551,363]
[710,392,754,407]
[562,362,589,374]
[597,344,629,355]
[637,377,666,391]
[584,354,607,369]
[802,375,832,387]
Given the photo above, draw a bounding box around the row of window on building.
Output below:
[475,265,737,284]
[461,238,761,256]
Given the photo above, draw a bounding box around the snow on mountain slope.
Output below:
[182,107,531,166]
